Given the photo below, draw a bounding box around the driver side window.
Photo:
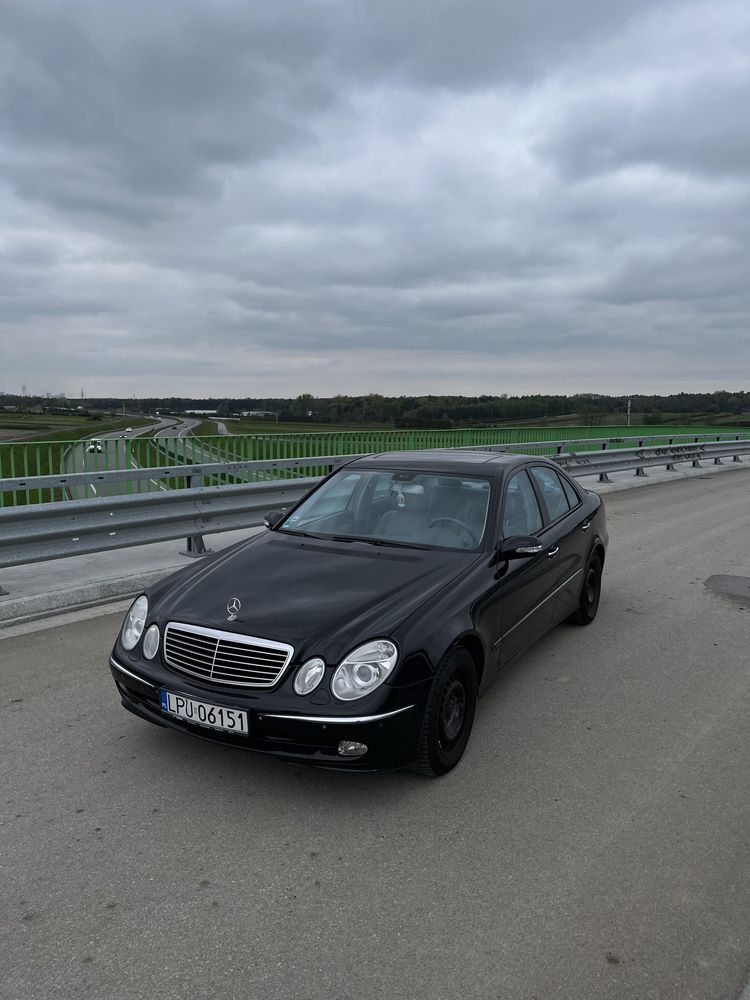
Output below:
[502,471,543,538]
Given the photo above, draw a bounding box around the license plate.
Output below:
[159,690,249,734]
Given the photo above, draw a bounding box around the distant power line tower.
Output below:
[22,384,27,396]
[81,388,85,399]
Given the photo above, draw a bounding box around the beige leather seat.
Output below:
[373,490,429,543]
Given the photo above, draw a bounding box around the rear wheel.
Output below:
[568,552,602,625]
[413,647,478,776]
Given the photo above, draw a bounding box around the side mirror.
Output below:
[263,510,284,529]
[498,535,543,558]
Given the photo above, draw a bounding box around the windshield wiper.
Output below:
[277,528,329,540]
[330,534,430,550]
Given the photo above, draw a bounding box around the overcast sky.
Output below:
[1,0,748,399]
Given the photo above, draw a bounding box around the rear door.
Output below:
[528,465,588,621]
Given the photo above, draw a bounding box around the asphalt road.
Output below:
[65,419,183,499]
[2,471,750,1000]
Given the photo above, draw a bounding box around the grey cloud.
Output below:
[543,75,750,182]
[0,0,749,396]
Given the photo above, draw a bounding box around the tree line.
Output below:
[3,390,748,427]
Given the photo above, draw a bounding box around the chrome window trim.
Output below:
[109,656,156,689]
[261,705,414,725]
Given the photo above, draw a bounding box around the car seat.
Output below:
[372,489,429,543]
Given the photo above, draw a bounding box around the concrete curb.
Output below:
[0,568,175,629]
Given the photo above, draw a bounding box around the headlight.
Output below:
[142,624,160,660]
[331,640,398,701]
[121,595,148,651]
[294,657,325,695]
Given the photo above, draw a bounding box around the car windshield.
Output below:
[279,468,492,550]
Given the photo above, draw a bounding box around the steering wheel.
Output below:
[427,517,479,548]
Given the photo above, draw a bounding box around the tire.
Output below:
[413,646,478,776]
[568,551,602,625]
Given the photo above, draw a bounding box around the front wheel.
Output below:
[413,647,478,776]
[568,552,602,625]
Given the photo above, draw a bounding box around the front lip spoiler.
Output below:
[258,706,414,725]
[110,655,156,689]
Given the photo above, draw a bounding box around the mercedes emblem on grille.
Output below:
[226,597,241,622]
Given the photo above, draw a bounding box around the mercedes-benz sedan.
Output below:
[109,450,607,775]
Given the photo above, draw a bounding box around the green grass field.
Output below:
[189,420,219,436]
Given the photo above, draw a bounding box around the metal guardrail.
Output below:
[460,431,749,454]
[0,478,321,571]
[0,454,361,496]
[1,440,749,579]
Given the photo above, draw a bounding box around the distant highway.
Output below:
[64,418,180,499]
[65,417,241,499]
[2,470,750,1000]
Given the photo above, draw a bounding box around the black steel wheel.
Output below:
[568,551,602,625]
[413,647,478,776]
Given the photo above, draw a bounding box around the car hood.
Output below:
[149,530,477,663]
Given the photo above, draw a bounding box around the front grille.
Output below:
[163,622,294,688]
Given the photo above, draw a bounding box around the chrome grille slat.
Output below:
[212,667,279,678]
[167,637,218,654]
[167,652,216,667]
[211,652,286,665]
[211,657,278,670]
[167,630,216,643]
[216,647,287,661]
[166,643,218,658]
[164,622,294,688]
[165,642,216,658]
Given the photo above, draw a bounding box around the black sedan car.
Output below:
[109,450,607,776]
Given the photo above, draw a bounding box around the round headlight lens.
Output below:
[294,658,325,695]
[331,640,398,701]
[142,624,160,660]
[120,595,148,651]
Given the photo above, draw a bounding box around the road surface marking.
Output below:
[131,457,168,492]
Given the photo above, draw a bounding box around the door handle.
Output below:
[547,546,559,558]
[581,522,591,532]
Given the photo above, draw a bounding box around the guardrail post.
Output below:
[181,473,209,557]
[634,440,648,477]
[713,435,724,465]
[598,442,611,483]
[692,436,701,468]
[665,437,676,471]
[734,435,742,462]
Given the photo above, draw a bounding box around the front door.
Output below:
[497,469,560,665]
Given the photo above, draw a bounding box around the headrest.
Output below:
[505,491,523,515]
[399,489,427,512]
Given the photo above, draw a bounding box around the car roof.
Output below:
[347,448,557,477]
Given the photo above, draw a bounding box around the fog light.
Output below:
[294,657,325,695]
[142,624,160,660]
[338,740,368,757]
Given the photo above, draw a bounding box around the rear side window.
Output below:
[559,474,580,509]
[529,467,569,522]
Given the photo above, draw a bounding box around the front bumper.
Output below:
[109,654,427,770]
